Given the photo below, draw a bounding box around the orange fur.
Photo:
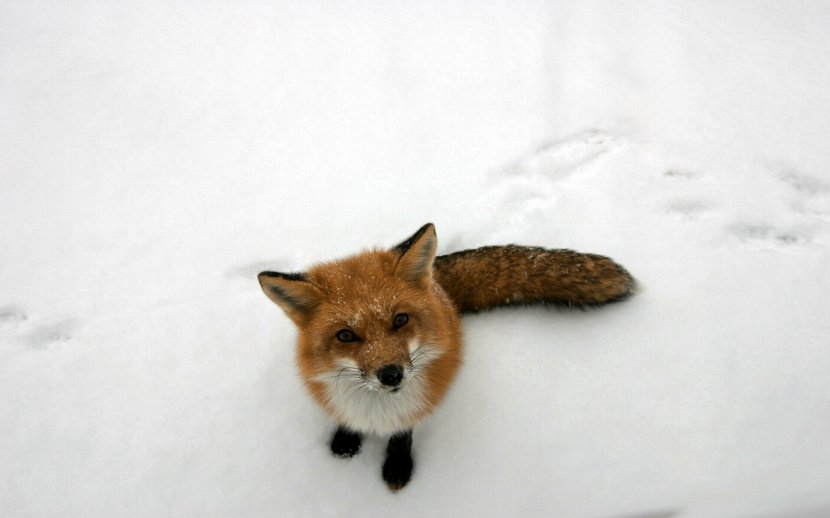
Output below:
[258,223,635,436]
[290,249,462,429]
[434,245,635,313]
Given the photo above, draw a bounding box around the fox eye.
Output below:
[392,313,409,330]
[336,330,358,343]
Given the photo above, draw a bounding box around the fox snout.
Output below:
[377,364,404,387]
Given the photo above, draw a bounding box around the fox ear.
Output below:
[394,223,437,284]
[257,271,324,324]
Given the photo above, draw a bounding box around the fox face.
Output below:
[259,224,463,435]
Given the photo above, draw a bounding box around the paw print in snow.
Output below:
[0,306,27,329]
[504,128,619,180]
[727,222,812,249]
[778,170,830,220]
[0,305,76,350]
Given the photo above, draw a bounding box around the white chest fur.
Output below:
[324,373,428,436]
[315,342,442,436]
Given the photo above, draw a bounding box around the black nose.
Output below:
[377,365,404,387]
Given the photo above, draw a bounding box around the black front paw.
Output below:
[383,429,414,491]
[382,451,413,491]
[330,426,362,458]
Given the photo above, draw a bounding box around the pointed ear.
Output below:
[394,223,437,284]
[257,271,324,324]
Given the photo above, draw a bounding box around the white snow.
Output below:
[2,1,830,517]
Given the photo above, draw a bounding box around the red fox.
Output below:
[258,223,635,490]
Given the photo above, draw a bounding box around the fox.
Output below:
[257,223,635,491]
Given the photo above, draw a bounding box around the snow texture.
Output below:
[2,1,830,517]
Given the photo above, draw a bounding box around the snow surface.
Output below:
[2,1,830,517]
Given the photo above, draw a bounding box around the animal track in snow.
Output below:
[504,128,618,180]
[0,306,28,328]
[664,199,712,220]
[0,305,77,350]
[779,170,829,196]
[777,169,830,219]
[26,320,77,350]
[716,166,829,248]
[484,128,622,222]
[655,162,830,249]
[663,168,704,181]
[656,167,720,222]
[727,222,811,248]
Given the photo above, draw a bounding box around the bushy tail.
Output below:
[433,245,636,314]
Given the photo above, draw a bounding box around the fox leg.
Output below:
[382,429,414,491]
[330,425,362,457]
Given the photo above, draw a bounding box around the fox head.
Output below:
[258,224,460,423]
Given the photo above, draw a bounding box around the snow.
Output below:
[2,1,830,516]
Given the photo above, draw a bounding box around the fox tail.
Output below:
[432,245,636,314]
